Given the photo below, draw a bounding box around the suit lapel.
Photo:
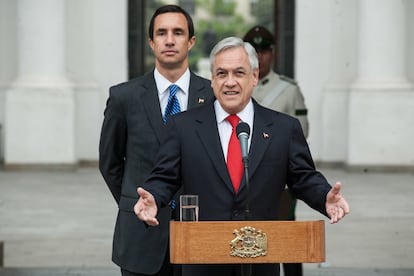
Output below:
[141,72,166,143]
[141,71,212,144]
[188,72,211,109]
[239,103,273,192]
[191,101,275,194]
[193,103,235,193]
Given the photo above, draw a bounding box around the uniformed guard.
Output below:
[243,25,309,137]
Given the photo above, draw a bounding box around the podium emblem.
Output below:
[230,226,267,258]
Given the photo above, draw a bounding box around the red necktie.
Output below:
[226,115,243,192]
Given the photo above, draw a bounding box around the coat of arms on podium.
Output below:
[230,226,268,258]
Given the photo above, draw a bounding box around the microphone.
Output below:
[236,122,250,165]
[236,122,252,276]
[236,122,252,224]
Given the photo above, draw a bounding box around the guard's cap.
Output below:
[243,25,274,50]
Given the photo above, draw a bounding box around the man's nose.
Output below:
[166,32,175,45]
[224,74,237,86]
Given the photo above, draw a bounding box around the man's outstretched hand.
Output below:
[134,187,159,226]
[326,182,350,224]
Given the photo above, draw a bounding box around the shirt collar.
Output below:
[214,99,254,128]
[154,68,190,95]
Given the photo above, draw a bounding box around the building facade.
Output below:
[0,0,413,170]
[296,0,414,170]
[0,0,127,168]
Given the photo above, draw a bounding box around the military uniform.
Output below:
[253,71,309,138]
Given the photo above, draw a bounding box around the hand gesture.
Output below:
[134,187,159,226]
[326,182,350,224]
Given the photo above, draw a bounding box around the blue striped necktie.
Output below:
[163,84,181,124]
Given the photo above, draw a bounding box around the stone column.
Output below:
[319,0,357,164]
[4,0,75,167]
[348,0,414,168]
[352,0,411,89]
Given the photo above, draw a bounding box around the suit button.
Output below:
[233,210,239,217]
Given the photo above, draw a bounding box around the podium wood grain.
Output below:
[170,220,325,264]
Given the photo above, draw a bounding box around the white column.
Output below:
[352,0,411,89]
[4,0,75,166]
[319,0,357,163]
[348,0,414,168]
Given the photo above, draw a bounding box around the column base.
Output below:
[4,80,76,165]
[347,87,414,167]
[73,81,101,161]
[319,85,349,162]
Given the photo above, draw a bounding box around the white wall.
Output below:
[1,0,414,169]
[0,0,127,166]
[296,0,414,169]
[296,0,332,160]
[407,0,414,83]
[67,0,128,162]
[0,0,18,161]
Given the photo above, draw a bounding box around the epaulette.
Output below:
[280,75,298,85]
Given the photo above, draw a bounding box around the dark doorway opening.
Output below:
[274,0,296,79]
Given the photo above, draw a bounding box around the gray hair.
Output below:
[209,36,258,73]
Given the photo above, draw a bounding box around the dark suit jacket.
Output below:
[143,100,331,223]
[99,70,214,274]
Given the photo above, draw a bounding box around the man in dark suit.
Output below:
[134,37,350,276]
[99,5,214,276]
[244,25,309,276]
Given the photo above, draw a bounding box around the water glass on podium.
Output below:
[179,195,199,222]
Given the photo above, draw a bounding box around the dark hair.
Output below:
[148,5,194,40]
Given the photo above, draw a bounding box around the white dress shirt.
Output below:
[154,68,190,117]
[214,99,254,161]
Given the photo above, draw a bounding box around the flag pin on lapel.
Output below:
[198,98,205,104]
[263,132,270,139]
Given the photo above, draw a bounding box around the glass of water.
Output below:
[179,195,199,222]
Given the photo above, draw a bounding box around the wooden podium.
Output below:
[170,220,325,264]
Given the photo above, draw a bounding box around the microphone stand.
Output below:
[236,122,252,276]
[242,156,251,221]
[241,156,252,276]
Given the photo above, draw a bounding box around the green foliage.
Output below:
[194,0,212,12]
[192,12,250,62]
[189,0,251,70]
[213,0,236,16]
[251,0,273,31]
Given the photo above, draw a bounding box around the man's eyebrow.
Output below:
[231,67,247,73]
[172,27,185,32]
[214,67,227,72]
[155,27,185,33]
[214,67,247,74]
[155,27,166,33]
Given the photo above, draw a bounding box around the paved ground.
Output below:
[0,167,413,275]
